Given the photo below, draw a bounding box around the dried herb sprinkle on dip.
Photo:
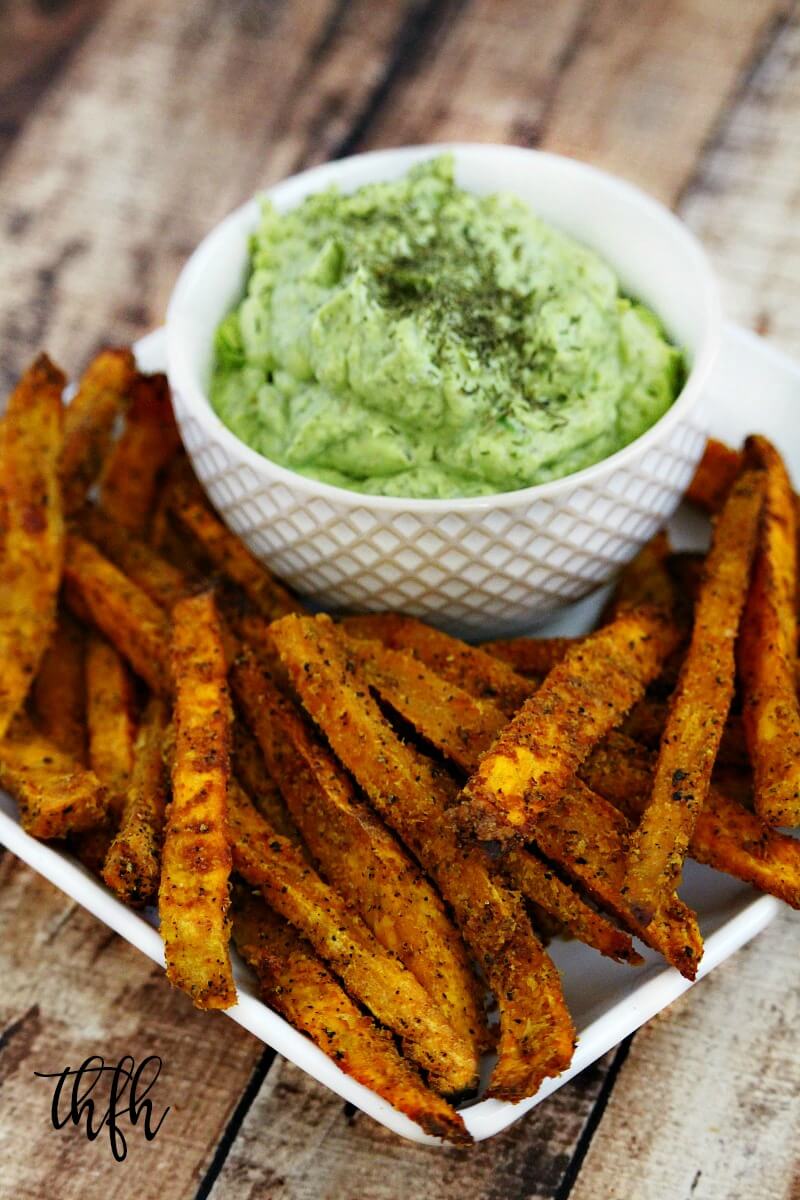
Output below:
[212,156,685,499]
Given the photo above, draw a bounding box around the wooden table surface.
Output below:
[1,2,799,1197]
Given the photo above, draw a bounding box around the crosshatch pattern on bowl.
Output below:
[173,395,707,635]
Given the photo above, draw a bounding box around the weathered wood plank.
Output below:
[680,7,800,353]
[0,0,425,391]
[0,853,264,1200]
[569,909,800,1200]
[203,1050,618,1200]
[358,0,787,206]
[0,0,110,165]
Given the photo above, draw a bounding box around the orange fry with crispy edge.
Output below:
[342,634,646,969]
[60,348,136,515]
[78,505,191,611]
[480,636,575,678]
[738,436,800,826]
[502,847,643,965]
[0,354,65,740]
[168,485,301,620]
[459,607,677,840]
[604,531,676,621]
[271,613,575,1103]
[32,609,86,762]
[625,469,765,923]
[342,613,533,717]
[230,650,487,1058]
[85,632,137,813]
[584,732,800,910]
[159,591,236,1010]
[686,438,742,512]
[63,534,172,694]
[232,722,303,845]
[232,892,471,1144]
[227,779,478,1095]
[0,716,107,839]
[99,373,181,533]
[103,696,169,906]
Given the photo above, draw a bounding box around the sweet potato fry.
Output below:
[78,505,191,611]
[99,373,181,532]
[342,633,508,772]
[230,650,487,1059]
[85,632,137,812]
[271,614,576,1102]
[459,607,677,840]
[0,354,65,739]
[625,468,765,923]
[686,438,742,512]
[232,892,471,1143]
[232,722,302,845]
[738,436,800,826]
[32,609,86,761]
[604,531,676,620]
[342,613,533,716]
[63,534,171,694]
[502,847,643,965]
[0,716,107,839]
[227,780,478,1094]
[536,780,704,978]
[103,696,169,906]
[623,697,748,769]
[480,636,575,677]
[168,485,301,620]
[60,348,136,514]
[159,591,235,1010]
[584,733,800,909]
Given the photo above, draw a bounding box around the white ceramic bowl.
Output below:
[166,144,720,636]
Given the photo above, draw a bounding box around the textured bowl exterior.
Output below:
[171,388,708,636]
[167,144,719,636]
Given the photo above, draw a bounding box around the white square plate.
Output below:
[0,322,793,1144]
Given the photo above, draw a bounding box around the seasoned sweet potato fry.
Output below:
[342,633,508,772]
[686,438,742,512]
[480,636,575,677]
[502,847,642,965]
[85,633,137,812]
[342,613,533,716]
[0,354,65,739]
[537,780,704,978]
[232,723,302,845]
[738,436,800,826]
[63,534,171,694]
[623,697,748,770]
[460,607,677,839]
[60,348,136,514]
[78,505,191,611]
[625,468,765,923]
[232,892,471,1143]
[231,650,487,1059]
[32,609,86,762]
[99,373,181,532]
[159,591,235,1010]
[103,697,169,905]
[0,717,107,839]
[584,733,800,909]
[271,614,576,1102]
[168,485,301,620]
[227,780,478,1094]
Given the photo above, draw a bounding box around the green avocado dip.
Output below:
[211,156,685,499]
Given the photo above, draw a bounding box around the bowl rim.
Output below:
[166,141,721,514]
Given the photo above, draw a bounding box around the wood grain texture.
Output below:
[569,908,800,1200]
[203,1051,618,1200]
[681,6,800,353]
[0,852,264,1200]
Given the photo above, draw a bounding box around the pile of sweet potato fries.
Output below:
[1,348,798,1144]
